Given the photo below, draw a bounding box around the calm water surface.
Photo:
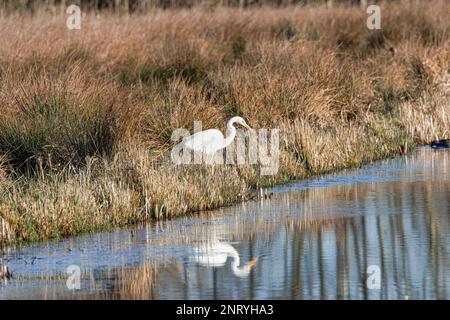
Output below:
[1,147,449,299]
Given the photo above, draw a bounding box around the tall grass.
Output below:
[0,1,449,243]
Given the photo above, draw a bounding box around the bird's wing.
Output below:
[183,129,225,152]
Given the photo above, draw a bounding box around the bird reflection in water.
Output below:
[190,242,258,278]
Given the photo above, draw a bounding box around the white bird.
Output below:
[190,241,258,278]
[182,116,252,155]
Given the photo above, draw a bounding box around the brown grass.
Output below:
[0,1,449,243]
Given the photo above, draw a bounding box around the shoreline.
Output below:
[0,144,440,247]
[1,146,438,249]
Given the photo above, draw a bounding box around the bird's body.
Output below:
[192,242,237,267]
[183,129,229,155]
[182,116,251,155]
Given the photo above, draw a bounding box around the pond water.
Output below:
[1,147,449,299]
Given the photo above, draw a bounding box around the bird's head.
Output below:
[231,116,252,130]
[233,257,259,278]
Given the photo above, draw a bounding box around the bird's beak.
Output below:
[242,122,252,130]
[246,257,258,269]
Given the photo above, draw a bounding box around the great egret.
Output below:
[182,116,252,155]
[190,241,258,278]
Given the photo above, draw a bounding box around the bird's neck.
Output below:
[231,252,241,274]
[231,253,252,277]
[231,252,240,269]
[222,123,237,149]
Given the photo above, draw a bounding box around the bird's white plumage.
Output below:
[183,129,226,154]
[192,242,237,267]
[190,241,258,278]
[181,116,251,155]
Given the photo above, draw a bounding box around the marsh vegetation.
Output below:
[0,1,449,243]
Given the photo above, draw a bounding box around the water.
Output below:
[1,147,449,299]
